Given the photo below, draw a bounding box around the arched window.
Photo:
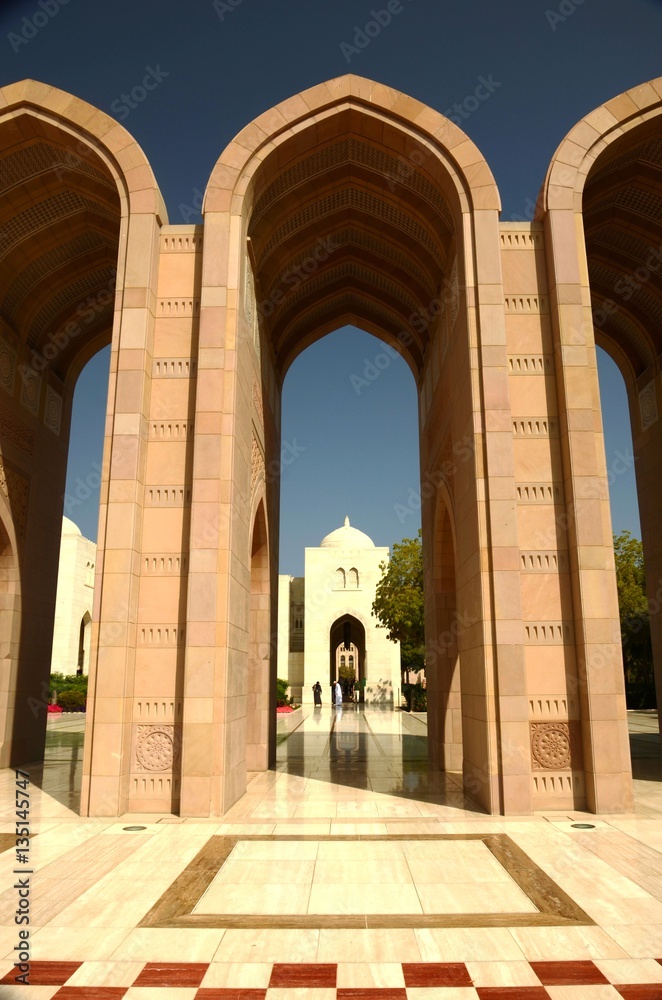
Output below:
[340,655,346,668]
[348,567,359,588]
[335,567,346,588]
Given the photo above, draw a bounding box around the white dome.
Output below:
[320,516,375,549]
[62,517,82,536]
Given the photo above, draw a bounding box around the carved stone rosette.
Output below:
[134,725,180,772]
[530,721,581,771]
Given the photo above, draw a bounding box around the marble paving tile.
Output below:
[63,961,145,987]
[335,963,405,987]
[212,929,320,963]
[308,883,422,915]
[313,860,413,885]
[466,961,544,986]
[316,929,421,963]
[26,927,132,962]
[195,881,312,915]
[0,989,61,999]
[415,882,538,914]
[200,962,274,987]
[214,858,317,884]
[231,840,320,860]
[406,989,478,999]
[108,928,226,962]
[507,926,631,961]
[599,923,662,958]
[414,927,527,962]
[593,958,662,983]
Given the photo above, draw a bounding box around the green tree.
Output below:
[372,529,425,671]
[613,530,655,707]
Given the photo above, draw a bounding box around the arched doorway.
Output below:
[190,74,531,817]
[330,614,365,700]
[541,77,662,807]
[427,490,463,773]
[78,612,92,676]
[0,80,169,817]
[247,499,272,770]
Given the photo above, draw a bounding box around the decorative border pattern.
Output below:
[640,379,658,431]
[44,385,62,435]
[139,833,594,930]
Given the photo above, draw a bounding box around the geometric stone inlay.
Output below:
[0,456,30,537]
[0,341,16,394]
[252,378,264,423]
[19,366,40,416]
[139,833,594,930]
[44,385,62,435]
[251,434,265,500]
[530,721,581,771]
[639,379,658,431]
[135,725,176,772]
[0,404,34,454]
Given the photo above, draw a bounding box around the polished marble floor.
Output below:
[1,707,662,997]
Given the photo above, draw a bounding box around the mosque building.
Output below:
[50,517,96,676]
[277,517,401,705]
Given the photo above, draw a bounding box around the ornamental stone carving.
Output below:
[251,434,265,499]
[0,341,16,395]
[44,385,62,435]
[530,721,581,771]
[135,725,179,772]
[19,366,40,416]
[253,377,264,423]
[0,404,34,454]
[0,457,30,537]
[244,253,260,361]
[639,380,658,431]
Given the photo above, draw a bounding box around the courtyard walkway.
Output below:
[0,708,661,997]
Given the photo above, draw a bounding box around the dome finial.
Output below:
[344,515,350,527]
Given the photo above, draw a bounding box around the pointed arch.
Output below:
[247,498,271,771]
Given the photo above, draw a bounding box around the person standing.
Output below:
[313,681,322,706]
[334,680,343,706]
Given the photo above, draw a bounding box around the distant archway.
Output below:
[330,614,366,699]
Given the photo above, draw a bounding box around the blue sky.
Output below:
[1,0,657,572]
